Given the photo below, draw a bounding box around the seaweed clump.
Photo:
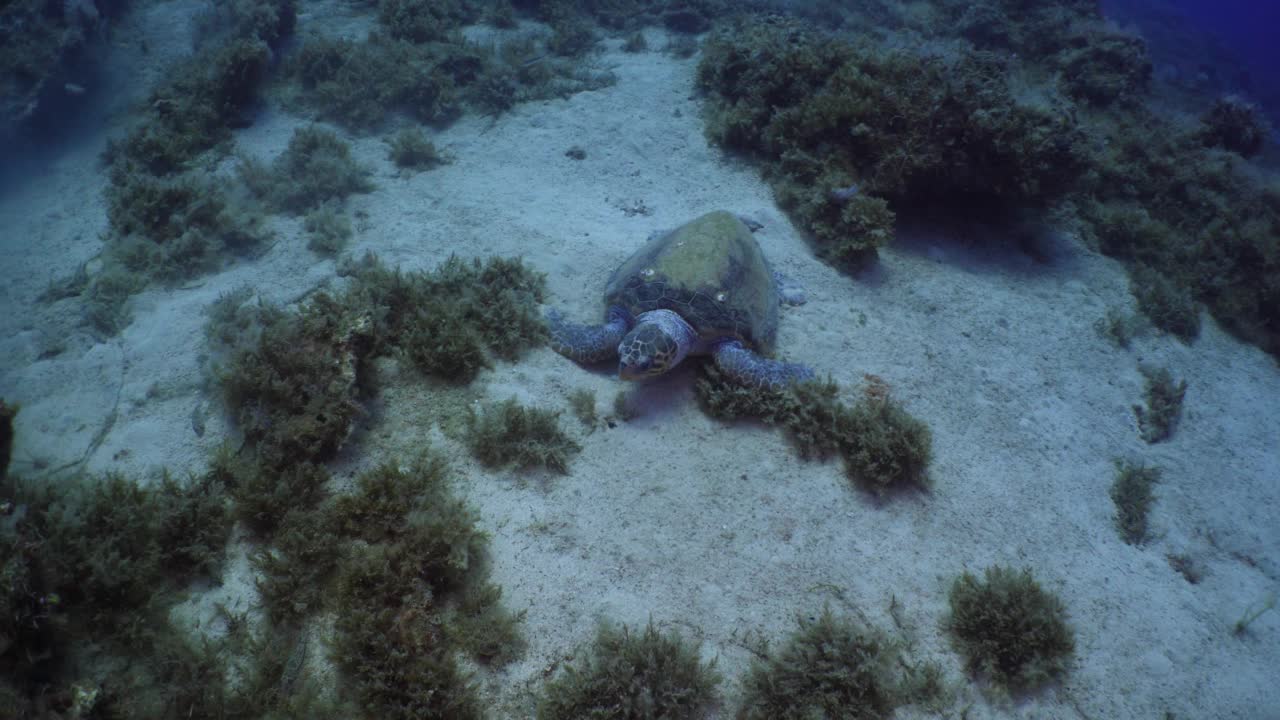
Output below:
[623,31,649,53]
[283,22,615,131]
[304,202,355,256]
[0,467,262,718]
[1054,26,1152,106]
[0,448,513,717]
[203,255,543,685]
[378,0,482,43]
[1198,96,1271,158]
[102,169,271,285]
[537,621,719,720]
[692,7,1280,361]
[77,1,297,335]
[106,35,273,175]
[249,507,341,625]
[285,35,462,129]
[696,367,931,494]
[207,426,524,712]
[211,446,332,537]
[1094,306,1145,349]
[0,0,113,133]
[1133,365,1187,444]
[0,399,14,483]
[529,0,730,34]
[107,0,296,175]
[387,126,451,171]
[697,16,1088,268]
[328,457,524,717]
[208,290,374,466]
[1078,106,1280,355]
[465,397,581,473]
[946,565,1075,693]
[1110,460,1160,545]
[1124,262,1200,340]
[25,472,230,628]
[323,457,527,710]
[342,252,548,382]
[738,606,942,719]
[567,388,598,427]
[240,125,375,214]
[206,253,547,463]
[1233,594,1278,637]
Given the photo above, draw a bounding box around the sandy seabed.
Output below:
[1,14,1277,720]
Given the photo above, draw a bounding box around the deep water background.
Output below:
[1104,0,1280,126]
[1158,0,1279,73]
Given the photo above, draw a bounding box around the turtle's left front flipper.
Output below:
[546,306,631,364]
[712,340,815,389]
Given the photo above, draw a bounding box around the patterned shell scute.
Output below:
[603,210,780,353]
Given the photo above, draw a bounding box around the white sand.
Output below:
[1,15,1277,720]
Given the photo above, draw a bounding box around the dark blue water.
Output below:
[1104,0,1280,128]
[1163,0,1280,74]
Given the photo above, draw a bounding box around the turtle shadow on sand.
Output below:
[616,366,703,424]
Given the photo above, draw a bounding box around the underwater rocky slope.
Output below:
[1,1,1278,718]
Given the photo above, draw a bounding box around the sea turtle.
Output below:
[547,210,813,388]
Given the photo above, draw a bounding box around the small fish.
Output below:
[828,183,860,203]
[64,83,86,96]
[191,401,207,437]
[280,633,308,696]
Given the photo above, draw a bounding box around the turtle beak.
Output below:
[618,357,651,381]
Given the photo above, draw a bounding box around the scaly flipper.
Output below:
[546,305,631,364]
[712,340,814,389]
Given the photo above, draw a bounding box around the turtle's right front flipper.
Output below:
[712,340,815,389]
[546,306,631,364]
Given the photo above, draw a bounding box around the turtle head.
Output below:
[618,323,679,380]
[617,310,694,381]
